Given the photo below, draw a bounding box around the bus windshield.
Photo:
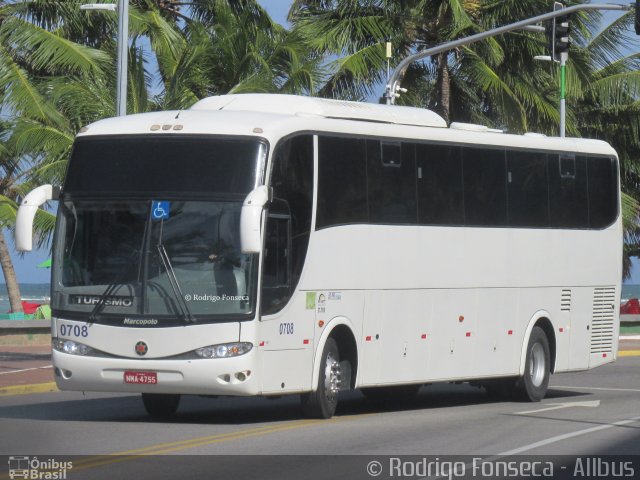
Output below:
[51,135,266,324]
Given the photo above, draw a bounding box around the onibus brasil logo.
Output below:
[8,456,72,479]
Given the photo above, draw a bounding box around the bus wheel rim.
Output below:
[324,351,340,402]
[530,342,546,387]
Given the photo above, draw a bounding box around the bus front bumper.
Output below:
[52,349,260,396]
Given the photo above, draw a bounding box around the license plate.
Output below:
[124,371,157,384]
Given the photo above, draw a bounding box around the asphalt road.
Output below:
[0,355,638,479]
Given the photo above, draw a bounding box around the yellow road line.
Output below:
[55,416,366,476]
[619,350,640,357]
[0,382,57,396]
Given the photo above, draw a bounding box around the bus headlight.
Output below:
[195,342,252,359]
[52,338,94,356]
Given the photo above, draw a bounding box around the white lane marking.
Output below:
[0,365,53,375]
[553,385,640,393]
[499,415,640,455]
[515,400,600,415]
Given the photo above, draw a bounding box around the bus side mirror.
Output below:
[15,184,59,252]
[240,185,272,253]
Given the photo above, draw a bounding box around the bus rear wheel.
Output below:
[515,326,550,402]
[301,337,341,419]
[142,393,181,419]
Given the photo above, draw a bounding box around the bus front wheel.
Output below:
[515,326,550,402]
[142,393,181,419]
[301,337,340,419]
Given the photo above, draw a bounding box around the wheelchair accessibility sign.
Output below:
[152,200,171,221]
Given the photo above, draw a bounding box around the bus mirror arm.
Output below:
[240,185,272,254]
[15,184,60,252]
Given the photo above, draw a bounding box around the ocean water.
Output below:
[621,284,640,302]
[2,283,640,313]
[0,283,51,314]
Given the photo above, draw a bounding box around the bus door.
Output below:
[260,209,315,393]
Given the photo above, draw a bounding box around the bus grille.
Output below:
[590,287,616,354]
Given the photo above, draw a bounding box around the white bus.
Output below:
[16,94,621,419]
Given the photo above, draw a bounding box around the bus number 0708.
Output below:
[60,324,89,338]
[279,323,294,335]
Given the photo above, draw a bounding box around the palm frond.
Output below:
[0,15,110,75]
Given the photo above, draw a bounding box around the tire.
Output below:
[142,393,181,419]
[514,326,550,402]
[361,384,421,404]
[301,337,341,419]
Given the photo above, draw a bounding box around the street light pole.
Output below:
[80,2,128,116]
[115,0,128,117]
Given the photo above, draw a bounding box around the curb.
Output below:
[618,350,640,357]
[0,382,57,397]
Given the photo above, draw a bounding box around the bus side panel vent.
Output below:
[560,289,572,312]
[590,287,616,354]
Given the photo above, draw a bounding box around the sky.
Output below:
[3,0,640,285]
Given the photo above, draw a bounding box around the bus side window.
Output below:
[368,140,417,224]
[549,153,588,228]
[317,136,368,228]
[507,150,549,227]
[463,147,508,226]
[587,155,617,229]
[416,144,464,225]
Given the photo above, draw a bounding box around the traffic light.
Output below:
[554,15,570,56]
[546,3,570,61]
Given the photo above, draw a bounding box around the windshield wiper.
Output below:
[156,243,196,323]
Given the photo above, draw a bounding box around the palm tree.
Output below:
[0,121,24,313]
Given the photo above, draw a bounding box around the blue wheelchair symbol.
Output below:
[151,201,170,221]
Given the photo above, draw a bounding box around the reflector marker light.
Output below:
[421,334,427,339]
[459,316,464,322]
[365,336,372,342]
[318,320,325,328]
[465,332,471,337]
[259,341,265,347]
[559,327,564,333]
[508,330,513,335]
[603,353,607,358]
[303,339,310,345]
